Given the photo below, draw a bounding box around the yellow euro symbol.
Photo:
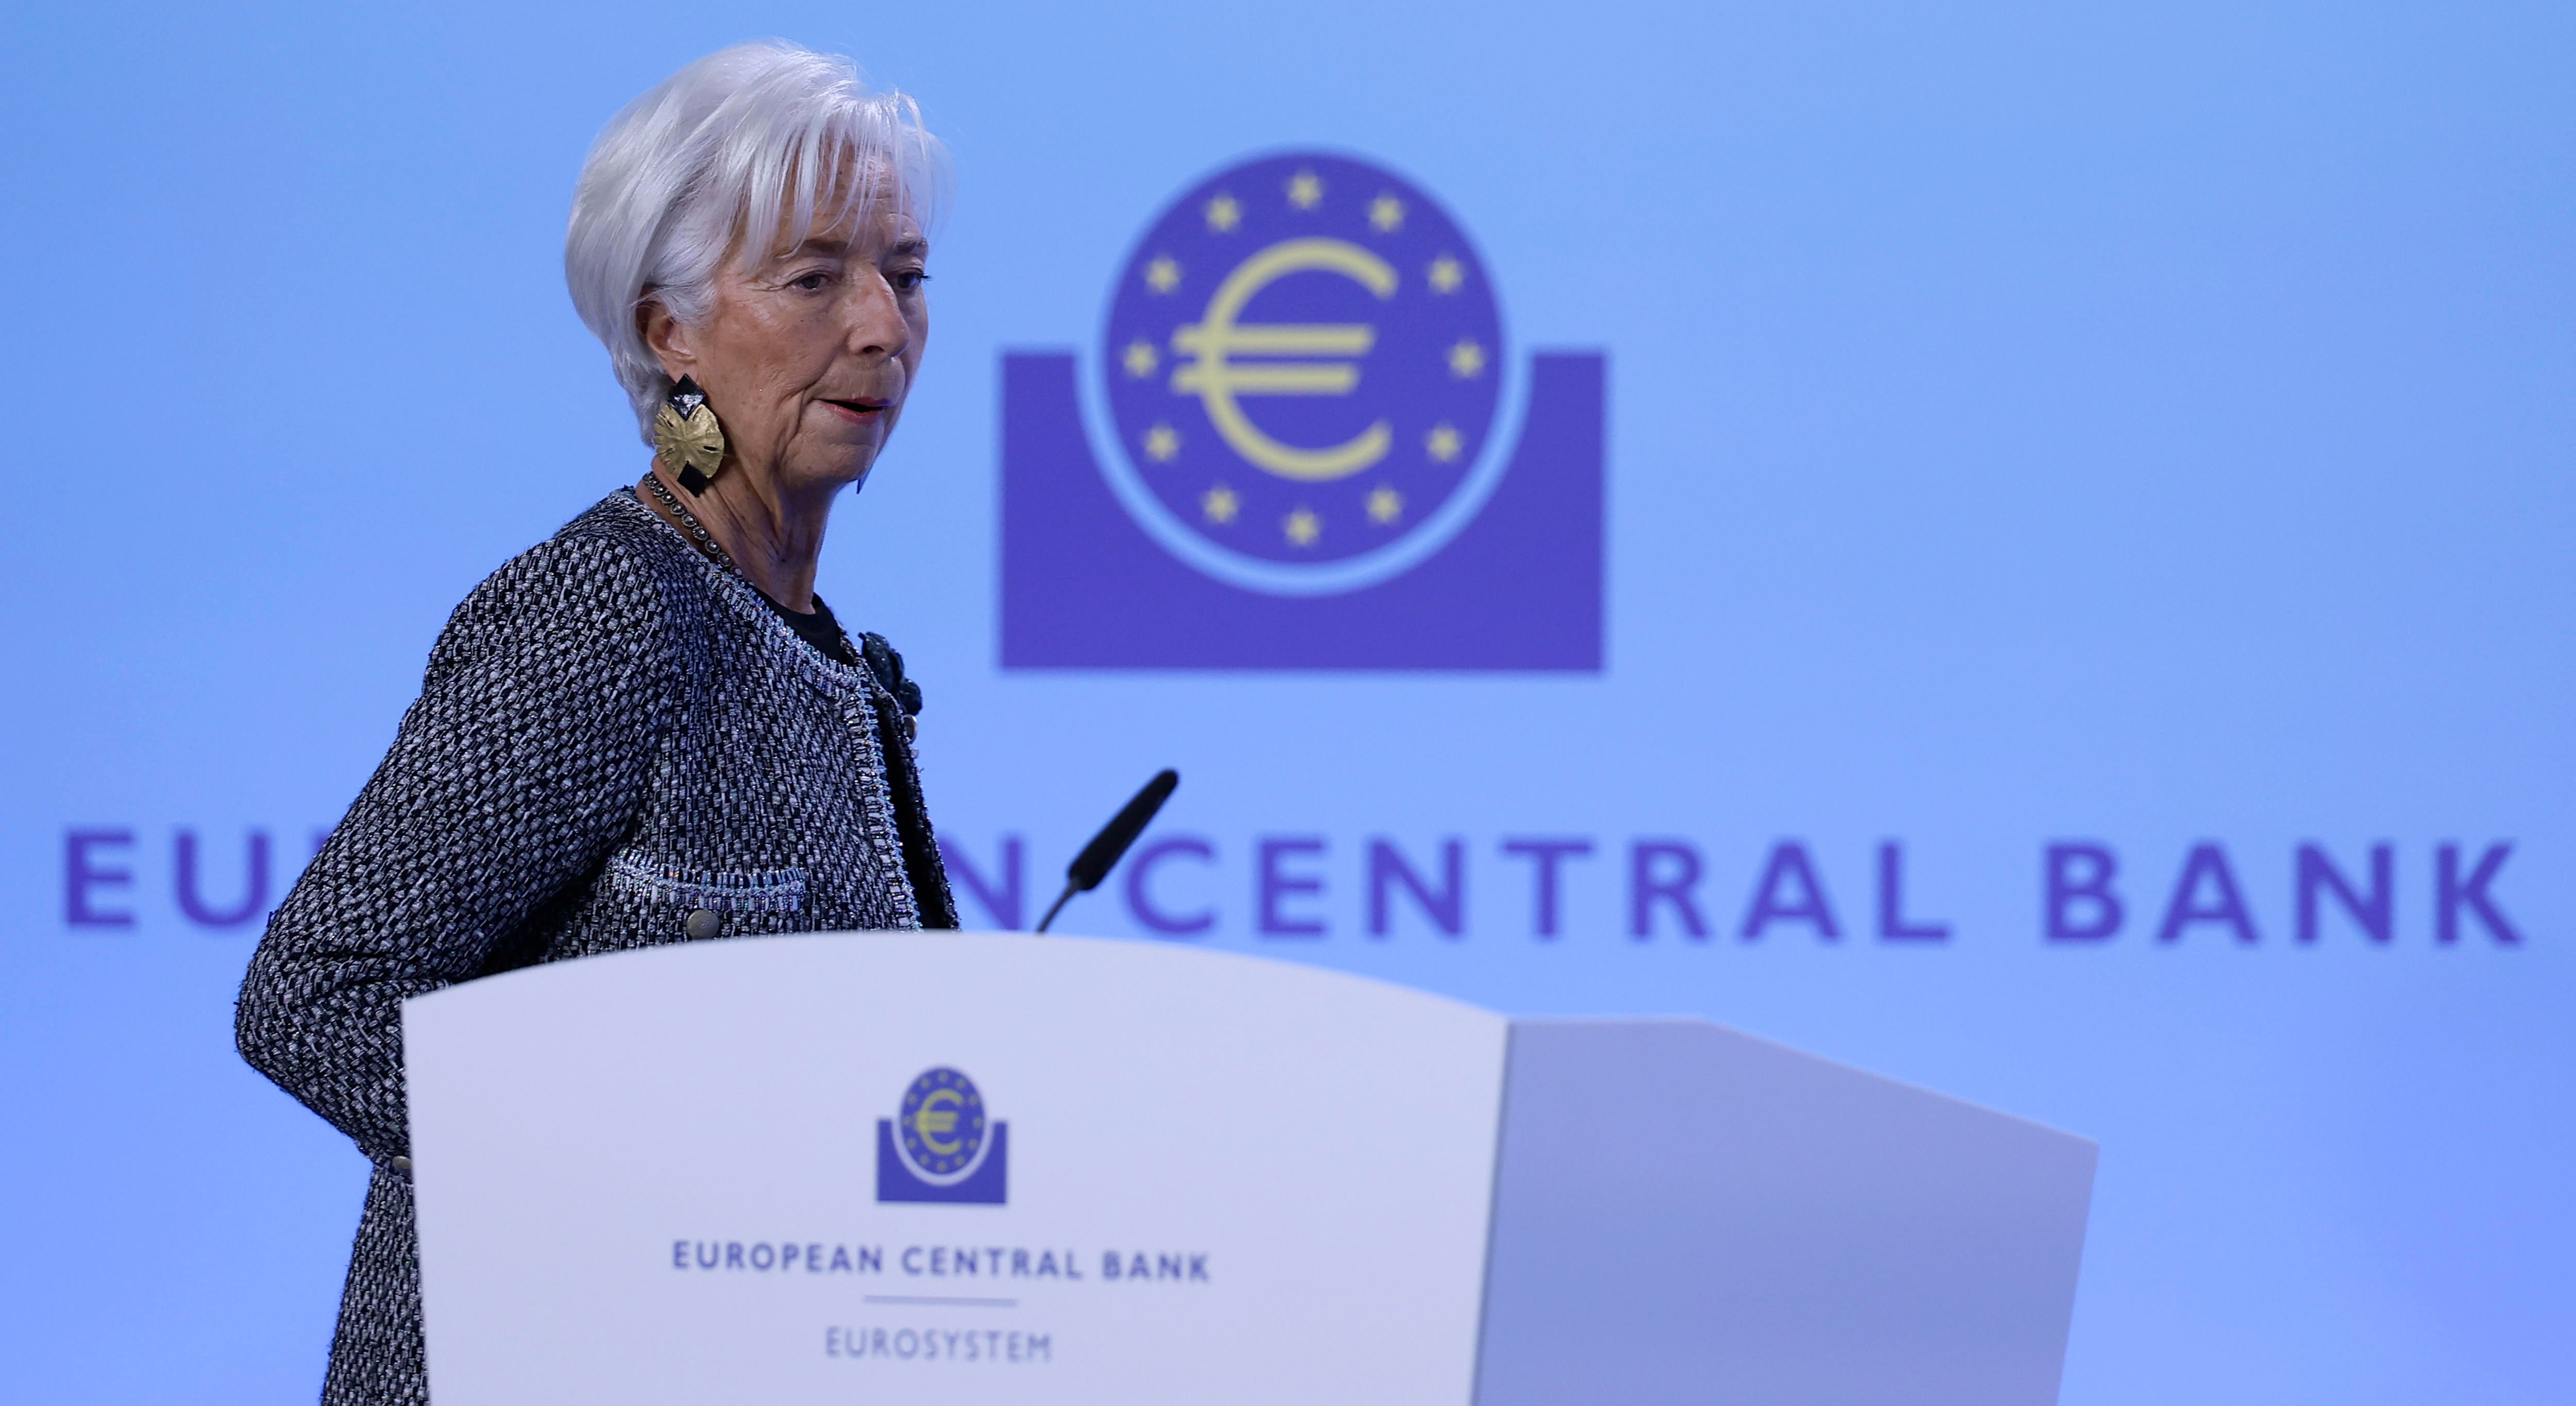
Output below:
[914,1088,965,1155]
[1171,237,1397,482]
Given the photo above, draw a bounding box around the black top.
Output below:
[757,589,861,667]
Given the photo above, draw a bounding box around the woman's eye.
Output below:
[889,268,929,293]
[789,271,832,292]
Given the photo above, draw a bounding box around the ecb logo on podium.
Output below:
[875,1066,1008,1205]
[1001,151,1604,670]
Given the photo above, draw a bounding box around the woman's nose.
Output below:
[845,274,910,360]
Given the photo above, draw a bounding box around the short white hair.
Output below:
[565,41,945,438]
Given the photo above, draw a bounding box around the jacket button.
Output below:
[390,1156,412,1173]
[685,907,722,939]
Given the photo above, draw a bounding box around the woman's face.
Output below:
[647,199,930,498]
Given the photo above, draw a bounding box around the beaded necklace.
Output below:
[638,472,737,574]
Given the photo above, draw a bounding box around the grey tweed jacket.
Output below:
[235,489,955,1404]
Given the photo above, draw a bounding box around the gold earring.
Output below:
[653,376,726,495]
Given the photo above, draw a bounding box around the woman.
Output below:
[235,41,956,1404]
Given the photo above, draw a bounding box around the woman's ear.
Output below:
[639,298,698,380]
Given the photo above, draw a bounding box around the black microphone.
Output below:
[1034,769,1180,933]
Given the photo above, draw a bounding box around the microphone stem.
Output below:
[1033,882,1078,935]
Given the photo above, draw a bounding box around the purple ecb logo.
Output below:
[1003,150,1602,669]
[877,1066,1009,1204]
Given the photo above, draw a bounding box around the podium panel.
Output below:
[404,933,1509,1404]
[405,934,2094,1403]
[1476,1021,2095,1405]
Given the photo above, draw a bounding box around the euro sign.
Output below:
[1171,237,1397,482]
[914,1089,965,1155]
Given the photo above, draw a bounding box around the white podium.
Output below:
[403,933,2094,1404]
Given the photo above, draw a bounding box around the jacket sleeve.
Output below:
[234,531,675,1164]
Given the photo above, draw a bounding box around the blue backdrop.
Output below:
[5,2,2570,1401]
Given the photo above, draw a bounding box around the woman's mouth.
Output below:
[822,398,889,422]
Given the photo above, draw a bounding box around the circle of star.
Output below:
[1100,154,1507,571]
